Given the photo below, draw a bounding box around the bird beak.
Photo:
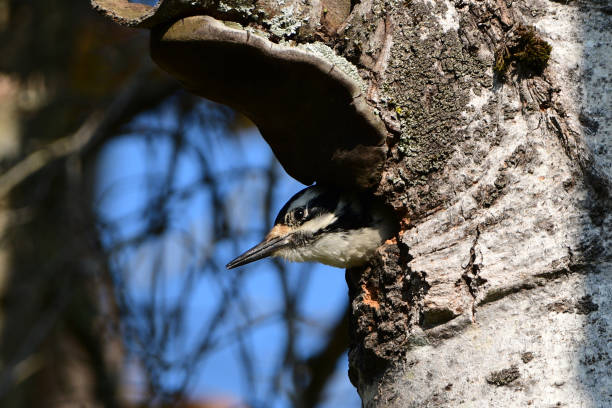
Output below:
[226,230,291,269]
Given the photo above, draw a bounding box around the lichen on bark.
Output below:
[377,0,492,218]
[344,1,611,406]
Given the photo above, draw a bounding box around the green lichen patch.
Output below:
[377,1,491,216]
[298,42,366,92]
[266,5,303,39]
[494,25,552,78]
[383,29,484,173]
[217,0,256,15]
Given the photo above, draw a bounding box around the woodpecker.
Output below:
[226,185,396,269]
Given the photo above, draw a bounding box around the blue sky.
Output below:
[93,99,360,407]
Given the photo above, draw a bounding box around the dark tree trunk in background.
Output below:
[0,2,176,406]
[93,0,612,406]
[0,4,118,406]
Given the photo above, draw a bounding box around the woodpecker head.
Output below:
[226,185,396,269]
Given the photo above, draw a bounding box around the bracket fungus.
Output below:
[92,0,388,190]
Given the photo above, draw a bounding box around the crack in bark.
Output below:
[509,50,612,205]
[423,260,607,346]
[461,226,487,318]
[548,112,612,201]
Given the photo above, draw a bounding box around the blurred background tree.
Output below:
[0,1,354,407]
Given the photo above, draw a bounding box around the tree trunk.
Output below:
[345,2,612,406]
[92,0,612,406]
[0,2,176,406]
[0,51,121,408]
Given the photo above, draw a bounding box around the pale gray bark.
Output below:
[355,1,612,406]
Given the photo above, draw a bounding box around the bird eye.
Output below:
[294,208,305,222]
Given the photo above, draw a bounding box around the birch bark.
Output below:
[348,1,612,406]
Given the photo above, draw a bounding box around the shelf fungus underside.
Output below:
[92,0,388,190]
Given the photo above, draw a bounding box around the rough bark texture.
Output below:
[92,0,612,406]
[348,1,612,406]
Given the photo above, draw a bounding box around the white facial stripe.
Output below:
[293,196,345,233]
[298,212,338,233]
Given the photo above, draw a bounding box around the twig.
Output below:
[0,112,102,197]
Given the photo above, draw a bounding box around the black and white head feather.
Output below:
[226,185,396,269]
